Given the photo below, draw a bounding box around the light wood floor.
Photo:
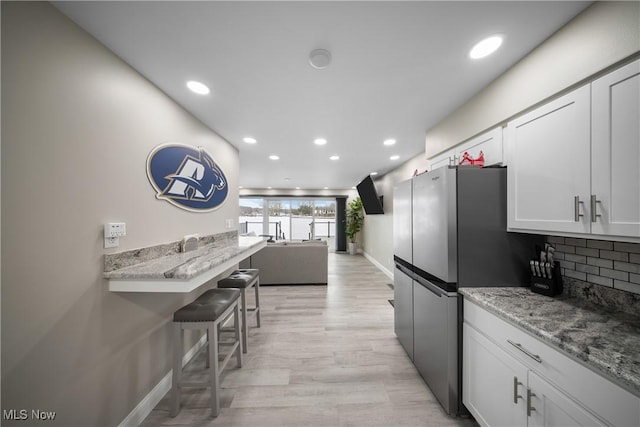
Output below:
[142,253,478,426]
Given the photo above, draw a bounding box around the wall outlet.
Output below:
[104,222,126,238]
[104,222,125,249]
[104,236,119,248]
[225,219,234,229]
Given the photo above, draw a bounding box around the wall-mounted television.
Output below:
[356,175,384,215]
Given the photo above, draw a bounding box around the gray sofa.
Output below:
[239,240,328,285]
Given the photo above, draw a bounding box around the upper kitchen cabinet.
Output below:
[507,57,640,240]
[428,126,504,171]
[507,85,591,234]
[455,126,503,167]
[429,147,456,171]
[591,59,640,238]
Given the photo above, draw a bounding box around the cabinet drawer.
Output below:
[464,299,640,427]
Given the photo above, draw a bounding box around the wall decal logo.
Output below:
[146,144,228,212]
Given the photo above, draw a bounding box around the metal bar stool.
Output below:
[218,269,260,353]
[171,288,242,418]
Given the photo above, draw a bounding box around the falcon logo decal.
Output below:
[146,144,228,212]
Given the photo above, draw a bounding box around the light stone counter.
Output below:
[104,233,266,292]
[459,285,640,397]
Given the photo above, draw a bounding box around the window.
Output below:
[239,198,263,235]
[239,197,337,244]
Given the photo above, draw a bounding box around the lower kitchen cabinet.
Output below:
[462,299,638,427]
[463,322,528,427]
[463,322,604,427]
[527,371,605,427]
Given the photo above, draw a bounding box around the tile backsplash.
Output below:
[546,236,640,295]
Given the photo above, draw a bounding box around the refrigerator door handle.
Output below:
[414,276,446,297]
[395,263,413,278]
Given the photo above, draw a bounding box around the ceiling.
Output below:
[54,1,590,190]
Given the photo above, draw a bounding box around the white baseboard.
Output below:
[363,251,394,281]
[118,333,208,427]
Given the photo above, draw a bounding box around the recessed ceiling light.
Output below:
[267,186,272,189]
[309,49,332,69]
[296,187,301,190]
[314,138,327,146]
[243,137,257,144]
[383,139,396,146]
[239,186,244,189]
[324,186,329,190]
[390,155,400,160]
[269,155,280,160]
[371,172,378,176]
[186,80,210,95]
[330,155,340,161]
[469,35,503,59]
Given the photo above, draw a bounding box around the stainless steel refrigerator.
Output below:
[393,166,539,416]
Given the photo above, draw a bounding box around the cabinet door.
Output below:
[429,148,455,171]
[463,323,528,427]
[455,127,504,166]
[591,59,640,238]
[507,85,591,233]
[527,371,606,427]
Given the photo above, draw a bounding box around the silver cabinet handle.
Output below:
[527,388,536,416]
[590,195,602,223]
[574,196,584,222]
[513,377,523,404]
[507,339,542,363]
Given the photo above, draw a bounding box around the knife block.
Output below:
[530,261,563,297]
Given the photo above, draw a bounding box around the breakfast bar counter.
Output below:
[104,234,266,293]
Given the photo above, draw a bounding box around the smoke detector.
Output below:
[309,49,332,69]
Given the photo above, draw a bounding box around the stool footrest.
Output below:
[219,342,240,373]
[179,381,211,389]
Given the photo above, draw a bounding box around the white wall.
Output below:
[1,2,238,425]
[425,1,640,157]
[363,1,640,276]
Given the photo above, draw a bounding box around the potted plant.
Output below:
[345,197,364,255]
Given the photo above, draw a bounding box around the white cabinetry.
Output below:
[591,60,640,237]
[463,299,639,427]
[463,322,528,427]
[507,58,640,239]
[428,127,503,171]
[507,85,591,234]
[455,126,503,167]
[527,371,605,427]
[429,147,456,171]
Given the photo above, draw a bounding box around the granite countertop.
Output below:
[459,287,640,397]
[104,235,265,281]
